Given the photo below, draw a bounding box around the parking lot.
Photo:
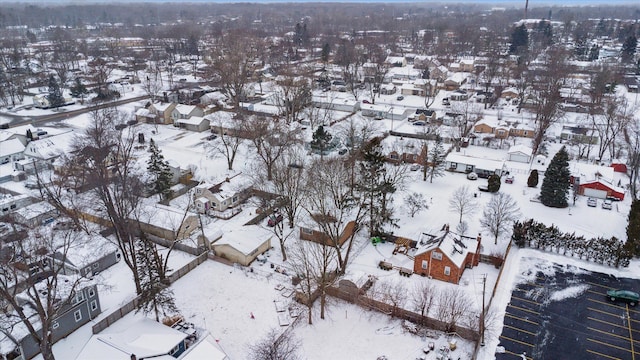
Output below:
[496,262,640,360]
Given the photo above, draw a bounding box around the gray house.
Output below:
[6,283,102,360]
[50,236,121,278]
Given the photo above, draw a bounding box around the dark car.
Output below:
[396,95,404,101]
[267,213,284,227]
[115,124,128,130]
[607,289,639,306]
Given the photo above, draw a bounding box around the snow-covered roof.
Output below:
[76,318,188,359]
[12,201,56,221]
[0,138,25,157]
[151,102,175,112]
[176,116,208,126]
[174,104,197,115]
[23,131,76,160]
[135,108,152,117]
[416,228,480,268]
[59,235,119,269]
[570,162,615,183]
[445,153,506,171]
[213,225,271,255]
[181,333,228,360]
[508,144,533,156]
[136,200,196,232]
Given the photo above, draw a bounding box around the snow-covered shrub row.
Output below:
[512,219,631,268]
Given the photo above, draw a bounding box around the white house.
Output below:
[175,116,210,132]
[0,138,25,164]
[507,145,533,163]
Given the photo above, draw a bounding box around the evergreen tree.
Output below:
[488,174,501,193]
[540,146,570,208]
[358,137,397,236]
[310,125,332,159]
[427,134,446,183]
[135,238,178,322]
[47,75,65,109]
[26,128,33,141]
[527,169,539,188]
[70,78,88,99]
[626,199,640,256]
[621,35,638,63]
[147,139,174,200]
[509,24,529,54]
[321,43,330,64]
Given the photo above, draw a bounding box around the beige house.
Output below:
[136,203,199,240]
[210,226,272,266]
[171,104,204,123]
[148,102,177,125]
[193,174,252,215]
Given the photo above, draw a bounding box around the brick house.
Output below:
[412,226,481,284]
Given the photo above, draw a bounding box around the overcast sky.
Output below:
[6,0,638,5]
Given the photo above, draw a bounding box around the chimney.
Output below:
[131,355,137,360]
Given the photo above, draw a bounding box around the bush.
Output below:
[487,174,501,193]
[527,169,539,187]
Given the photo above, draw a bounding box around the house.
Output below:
[0,194,32,217]
[134,107,156,124]
[0,138,25,164]
[445,153,507,178]
[76,317,228,360]
[507,145,533,163]
[410,109,437,123]
[148,102,177,125]
[400,82,426,96]
[386,139,428,165]
[175,116,210,132]
[385,56,406,67]
[136,202,199,241]
[171,104,205,123]
[210,226,271,266]
[12,201,59,227]
[208,111,249,139]
[19,131,76,174]
[299,219,357,247]
[449,90,468,101]
[508,123,535,138]
[192,174,253,215]
[577,178,625,201]
[32,92,74,109]
[501,87,519,99]
[50,235,121,278]
[610,160,627,173]
[312,95,360,113]
[379,83,397,95]
[2,281,101,360]
[361,104,391,119]
[571,163,624,200]
[443,72,468,90]
[560,125,598,144]
[412,226,481,284]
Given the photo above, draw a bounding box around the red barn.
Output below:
[413,226,481,284]
[578,179,625,201]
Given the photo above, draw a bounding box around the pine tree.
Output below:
[621,35,638,63]
[626,199,640,256]
[135,238,178,322]
[427,134,446,183]
[147,139,174,200]
[47,75,65,109]
[358,137,397,236]
[509,24,529,54]
[488,174,501,193]
[321,43,331,64]
[527,169,539,187]
[540,146,570,208]
[70,78,88,99]
[310,125,332,159]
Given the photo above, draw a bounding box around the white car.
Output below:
[467,172,478,180]
[587,197,597,207]
[602,199,613,210]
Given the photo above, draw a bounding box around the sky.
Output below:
[8,0,639,5]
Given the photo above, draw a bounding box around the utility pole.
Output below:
[480,274,487,346]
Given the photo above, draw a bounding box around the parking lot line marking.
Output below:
[587,281,613,289]
[504,349,533,359]
[507,304,540,315]
[505,313,539,326]
[504,324,537,336]
[588,316,632,330]
[588,326,639,343]
[510,295,541,306]
[588,338,633,353]
[587,349,622,360]
[589,307,628,318]
[588,297,627,308]
[500,335,534,348]
[628,304,636,360]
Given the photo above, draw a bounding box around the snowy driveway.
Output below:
[496,260,640,360]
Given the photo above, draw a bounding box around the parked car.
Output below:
[467,172,478,180]
[412,121,426,126]
[607,289,639,306]
[602,199,613,210]
[587,197,597,207]
[206,134,218,141]
[505,175,514,184]
[267,213,284,227]
[362,99,371,104]
[338,148,348,155]
[410,164,421,171]
[396,95,404,101]
[478,184,490,192]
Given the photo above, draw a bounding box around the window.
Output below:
[52,321,59,330]
[431,252,443,260]
[90,300,98,311]
[88,288,95,298]
[9,204,16,209]
[72,292,85,306]
[93,263,99,269]
[421,260,428,270]
[169,344,180,356]
[74,310,82,322]
[444,266,451,276]
[232,196,238,203]
[449,162,457,170]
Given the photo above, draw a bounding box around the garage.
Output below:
[583,188,607,199]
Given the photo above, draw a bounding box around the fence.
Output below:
[92,252,208,334]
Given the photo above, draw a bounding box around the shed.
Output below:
[210,226,272,266]
[507,145,533,163]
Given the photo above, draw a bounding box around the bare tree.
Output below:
[434,287,475,333]
[369,279,406,317]
[0,227,90,360]
[480,192,521,244]
[248,329,302,360]
[206,113,245,171]
[88,57,114,99]
[593,95,632,161]
[244,115,302,181]
[272,70,312,124]
[448,186,478,223]
[624,119,640,200]
[411,281,436,318]
[404,192,428,218]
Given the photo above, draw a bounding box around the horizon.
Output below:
[0,0,638,5]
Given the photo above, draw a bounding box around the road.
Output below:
[0,95,150,128]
